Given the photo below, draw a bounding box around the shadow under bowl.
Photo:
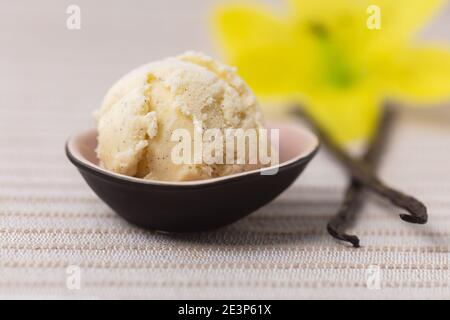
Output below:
[66,121,319,232]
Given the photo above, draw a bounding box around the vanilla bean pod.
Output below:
[292,107,428,225]
[327,106,395,247]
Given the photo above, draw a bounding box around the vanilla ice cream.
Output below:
[95,52,266,181]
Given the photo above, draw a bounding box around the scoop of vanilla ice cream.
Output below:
[95,52,265,181]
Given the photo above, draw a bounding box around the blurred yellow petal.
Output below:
[381,46,450,104]
[212,0,450,146]
[212,4,286,57]
[288,0,445,41]
[303,88,382,144]
[231,44,309,99]
[376,0,445,40]
[213,3,317,99]
[288,0,377,54]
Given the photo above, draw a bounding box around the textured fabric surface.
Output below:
[1,0,450,299]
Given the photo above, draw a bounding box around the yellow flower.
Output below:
[212,0,450,144]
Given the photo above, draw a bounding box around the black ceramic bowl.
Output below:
[66,122,319,232]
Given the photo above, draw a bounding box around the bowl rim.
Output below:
[66,121,320,187]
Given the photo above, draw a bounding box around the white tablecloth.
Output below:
[1,0,450,299]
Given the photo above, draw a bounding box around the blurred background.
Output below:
[1,0,449,134]
[1,0,450,299]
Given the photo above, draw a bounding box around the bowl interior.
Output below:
[68,121,319,185]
